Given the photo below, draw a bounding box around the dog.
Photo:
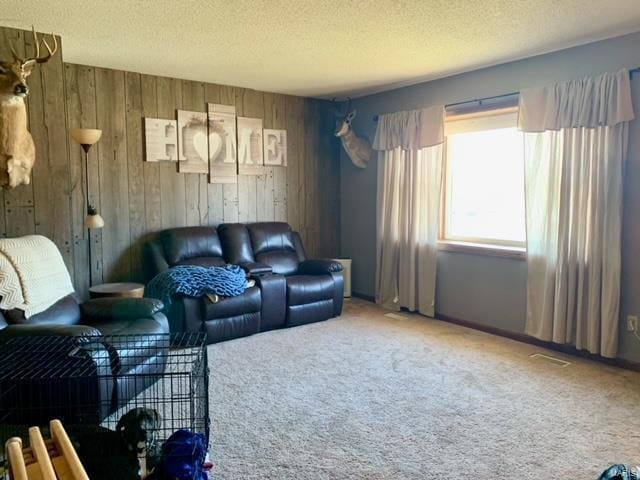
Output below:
[117,407,163,478]
[71,407,162,480]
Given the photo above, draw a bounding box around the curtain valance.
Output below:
[373,105,444,151]
[518,68,634,132]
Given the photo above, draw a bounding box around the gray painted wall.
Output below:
[338,31,640,363]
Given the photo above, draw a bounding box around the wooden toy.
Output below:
[4,420,88,480]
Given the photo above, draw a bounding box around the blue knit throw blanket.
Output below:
[145,265,247,313]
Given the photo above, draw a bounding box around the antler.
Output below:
[22,26,58,66]
[329,98,342,117]
[9,45,23,63]
[330,97,353,118]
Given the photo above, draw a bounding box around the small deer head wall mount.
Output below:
[332,98,372,169]
[0,27,58,188]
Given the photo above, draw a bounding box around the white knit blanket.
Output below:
[0,235,75,318]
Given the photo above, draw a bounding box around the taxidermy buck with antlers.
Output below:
[0,27,58,188]
[333,98,372,169]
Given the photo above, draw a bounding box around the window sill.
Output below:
[437,240,526,260]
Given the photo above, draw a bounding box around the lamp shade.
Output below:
[70,128,102,146]
[85,213,104,229]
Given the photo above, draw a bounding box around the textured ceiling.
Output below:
[1,0,639,98]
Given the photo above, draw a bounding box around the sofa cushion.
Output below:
[248,222,296,254]
[81,298,164,323]
[255,251,299,276]
[292,231,307,261]
[90,315,169,337]
[10,294,82,327]
[246,223,303,276]
[218,223,254,264]
[92,316,170,376]
[203,286,261,320]
[1,308,27,325]
[286,275,334,306]
[176,256,226,268]
[159,227,222,266]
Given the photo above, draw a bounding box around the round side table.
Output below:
[89,282,145,299]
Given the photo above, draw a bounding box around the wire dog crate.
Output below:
[0,333,209,480]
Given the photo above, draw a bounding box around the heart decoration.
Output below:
[192,131,208,162]
[209,132,223,162]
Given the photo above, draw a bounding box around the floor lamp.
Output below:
[69,128,103,286]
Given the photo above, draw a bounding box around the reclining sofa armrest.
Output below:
[0,323,101,340]
[297,259,343,276]
[329,271,344,317]
[81,298,164,324]
[145,239,170,277]
[240,262,273,276]
[0,323,114,424]
[164,296,203,336]
[254,274,286,330]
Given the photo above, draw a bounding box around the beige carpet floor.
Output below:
[208,299,640,479]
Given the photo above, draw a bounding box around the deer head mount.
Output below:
[332,98,372,169]
[0,27,58,188]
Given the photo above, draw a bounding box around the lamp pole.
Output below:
[69,129,103,288]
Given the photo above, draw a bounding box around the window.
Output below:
[442,108,526,250]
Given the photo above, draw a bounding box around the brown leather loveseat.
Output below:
[146,222,344,344]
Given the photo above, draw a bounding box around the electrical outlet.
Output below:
[627,315,638,332]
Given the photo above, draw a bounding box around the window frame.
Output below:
[439,106,527,258]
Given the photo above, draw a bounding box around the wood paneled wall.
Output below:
[0,26,340,299]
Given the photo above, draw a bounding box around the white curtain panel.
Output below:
[374,106,445,316]
[519,69,634,358]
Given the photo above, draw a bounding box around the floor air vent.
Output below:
[529,353,571,367]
